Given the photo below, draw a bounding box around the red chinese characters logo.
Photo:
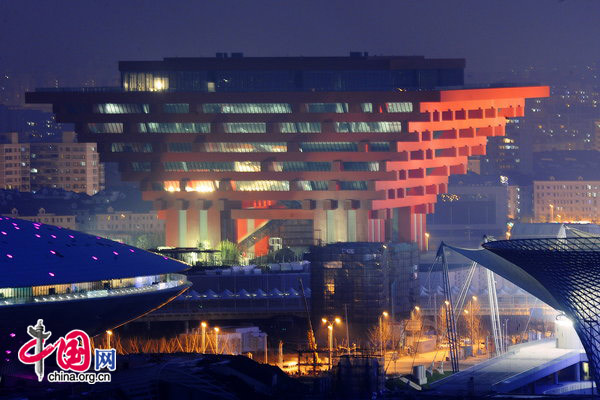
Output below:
[18,319,91,381]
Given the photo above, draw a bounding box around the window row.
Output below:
[88,122,403,134]
[89,102,414,115]
[159,180,369,192]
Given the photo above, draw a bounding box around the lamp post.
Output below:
[379,311,389,357]
[201,322,207,353]
[322,317,341,370]
[471,296,477,349]
[106,330,113,349]
[549,204,554,223]
[214,327,220,354]
[424,233,430,252]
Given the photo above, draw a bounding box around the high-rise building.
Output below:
[26,54,548,253]
[0,132,104,195]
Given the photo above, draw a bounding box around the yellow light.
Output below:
[414,306,420,311]
[201,322,207,328]
[444,300,450,306]
[106,330,113,336]
[321,318,327,324]
[154,79,164,91]
[425,233,430,238]
[327,325,333,331]
[214,327,219,332]
[382,311,389,318]
[334,317,341,324]
[472,296,477,301]
[464,309,469,314]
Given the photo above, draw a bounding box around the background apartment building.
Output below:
[0,132,104,195]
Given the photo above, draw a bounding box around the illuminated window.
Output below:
[164,181,180,192]
[163,103,190,113]
[203,103,292,113]
[88,123,123,133]
[168,142,193,152]
[369,142,391,151]
[202,142,286,152]
[234,180,289,191]
[164,161,260,172]
[298,181,328,190]
[111,143,153,153]
[361,103,373,113]
[300,142,358,152]
[280,122,321,133]
[340,181,368,190]
[343,162,379,171]
[307,103,348,113]
[385,102,413,112]
[224,123,266,133]
[335,121,402,133]
[139,123,210,133]
[273,162,330,171]
[185,181,217,192]
[94,103,149,114]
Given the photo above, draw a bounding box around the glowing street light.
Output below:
[214,327,220,354]
[425,232,430,251]
[201,322,207,353]
[106,330,113,348]
[379,311,389,356]
[322,317,342,370]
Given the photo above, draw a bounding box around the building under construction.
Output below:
[307,242,419,340]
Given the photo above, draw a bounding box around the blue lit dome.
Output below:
[0,217,191,368]
[0,217,187,286]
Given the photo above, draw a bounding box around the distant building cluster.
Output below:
[0,132,104,195]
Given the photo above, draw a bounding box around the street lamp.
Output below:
[214,327,220,354]
[322,317,342,370]
[424,233,430,252]
[549,204,554,222]
[201,322,207,353]
[379,311,389,357]
[106,330,113,348]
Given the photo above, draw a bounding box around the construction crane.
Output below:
[299,278,318,373]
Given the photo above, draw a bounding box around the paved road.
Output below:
[429,339,578,396]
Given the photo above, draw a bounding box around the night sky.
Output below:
[1,0,600,84]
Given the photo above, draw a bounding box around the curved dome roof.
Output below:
[0,217,188,287]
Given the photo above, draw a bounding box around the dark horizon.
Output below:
[2,0,600,87]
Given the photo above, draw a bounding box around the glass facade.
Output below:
[132,162,151,172]
[167,142,193,152]
[339,181,368,190]
[335,121,402,133]
[139,122,210,133]
[224,122,266,133]
[369,142,391,151]
[272,161,331,171]
[88,123,123,133]
[122,67,464,93]
[203,103,292,114]
[202,142,287,152]
[234,180,290,191]
[163,103,190,113]
[300,142,358,152]
[298,180,329,191]
[280,122,321,133]
[111,143,153,152]
[386,102,414,113]
[361,103,373,113]
[307,103,349,113]
[94,103,149,114]
[164,161,261,172]
[343,162,379,171]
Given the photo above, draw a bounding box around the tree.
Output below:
[218,240,241,265]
